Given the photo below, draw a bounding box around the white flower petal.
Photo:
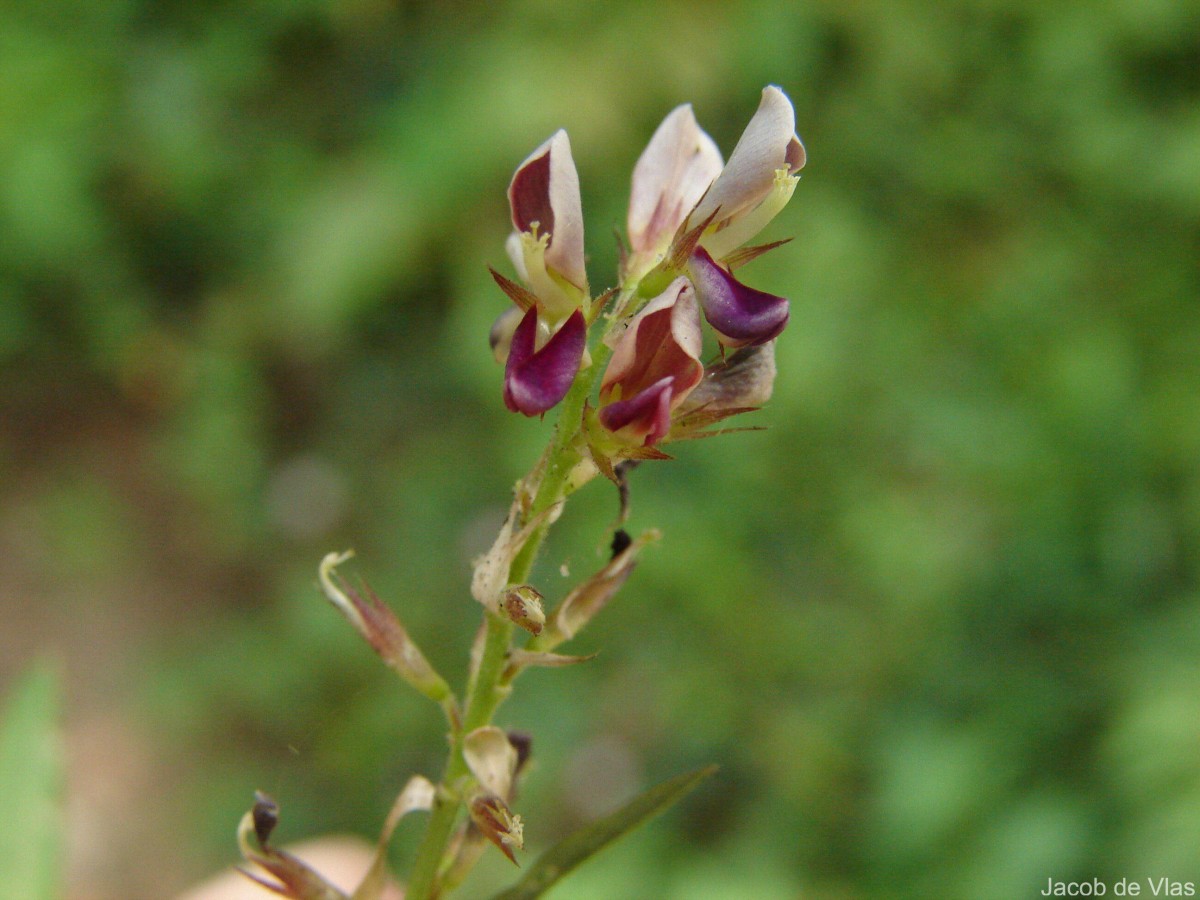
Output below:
[691,86,803,233]
[505,231,528,281]
[508,130,587,293]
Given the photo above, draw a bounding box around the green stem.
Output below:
[404,336,613,899]
[509,358,599,583]
[404,615,513,900]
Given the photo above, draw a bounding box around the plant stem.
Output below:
[403,340,611,899]
[404,615,512,900]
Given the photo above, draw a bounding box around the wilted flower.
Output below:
[677,342,778,415]
[598,278,704,445]
[468,794,524,866]
[500,584,546,635]
[463,727,525,865]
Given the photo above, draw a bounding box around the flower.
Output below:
[495,130,592,416]
[621,86,803,349]
[688,85,806,260]
[598,278,704,445]
[507,129,588,322]
[625,104,723,280]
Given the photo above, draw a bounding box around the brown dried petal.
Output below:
[539,529,660,650]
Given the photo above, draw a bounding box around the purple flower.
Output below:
[503,306,586,417]
[687,246,789,348]
[598,279,704,444]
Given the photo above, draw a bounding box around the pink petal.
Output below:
[690,86,804,231]
[598,376,676,446]
[503,307,586,416]
[507,130,587,291]
[601,277,703,401]
[688,247,789,347]
[627,105,723,257]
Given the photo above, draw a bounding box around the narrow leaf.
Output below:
[487,765,717,900]
[0,660,62,900]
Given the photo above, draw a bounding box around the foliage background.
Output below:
[2,0,1199,897]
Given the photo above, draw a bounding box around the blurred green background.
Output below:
[3,0,1199,897]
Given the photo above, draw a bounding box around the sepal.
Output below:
[721,237,792,271]
[489,268,538,313]
[503,649,597,682]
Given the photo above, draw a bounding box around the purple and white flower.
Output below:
[598,278,704,445]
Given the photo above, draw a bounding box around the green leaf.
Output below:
[488,764,717,900]
[0,660,63,900]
